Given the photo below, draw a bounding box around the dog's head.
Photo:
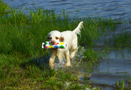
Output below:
[47,30,64,45]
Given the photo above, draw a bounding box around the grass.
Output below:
[80,17,121,46]
[0,0,9,14]
[83,48,100,62]
[114,78,131,90]
[0,0,127,89]
[107,32,131,48]
[82,47,101,72]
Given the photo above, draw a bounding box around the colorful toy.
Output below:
[42,41,67,49]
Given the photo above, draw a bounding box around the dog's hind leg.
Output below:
[70,47,78,59]
[70,36,78,59]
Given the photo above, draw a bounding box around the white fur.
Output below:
[47,21,83,69]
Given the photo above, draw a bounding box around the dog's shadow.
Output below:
[21,46,85,70]
[21,55,50,70]
[20,55,66,70]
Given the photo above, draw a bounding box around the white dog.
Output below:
[47,21,83,69]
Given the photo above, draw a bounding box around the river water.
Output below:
[89,49,131,89]
[4,0,131,19]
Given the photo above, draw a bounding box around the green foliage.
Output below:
[83,48,100,62]
[80,17,121,46]
[115,79,125,90]
[0,0,9,14]
[107,32,131,48]
[0,5,121,55]
[114,78,131,90]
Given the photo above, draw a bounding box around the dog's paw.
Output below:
[65,61,71,67]
[49,64,54,69]
[70,57,74,60]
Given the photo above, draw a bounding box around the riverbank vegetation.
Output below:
[0,0,131,89]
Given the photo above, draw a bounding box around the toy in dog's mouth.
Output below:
[42,41,67,49]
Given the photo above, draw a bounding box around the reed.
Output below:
[106,32,131,48]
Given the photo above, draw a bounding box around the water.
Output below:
[87,23,131,89]
[90,50,131,83]
[4,0,131,19]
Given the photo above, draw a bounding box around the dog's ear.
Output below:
[59,37,64,42]
[47,36,49,39]
[47,34,50,39]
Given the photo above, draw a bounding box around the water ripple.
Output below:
[4,0,131,19]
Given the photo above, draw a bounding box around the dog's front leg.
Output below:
[49,51,56,69]
[65,50,71,67]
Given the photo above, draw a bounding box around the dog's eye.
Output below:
[55,37,59,40]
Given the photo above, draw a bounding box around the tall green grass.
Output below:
[0,5,120,56]
[115,78,131,90]
[106,32,131,48]
[0,0,9,14]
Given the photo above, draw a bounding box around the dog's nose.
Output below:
[51,40,55,45]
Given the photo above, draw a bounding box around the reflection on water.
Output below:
[4,0,131,19]
[96,50,131,74]
[90,49,131,86]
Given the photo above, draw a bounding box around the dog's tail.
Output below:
[73,21,83,35]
